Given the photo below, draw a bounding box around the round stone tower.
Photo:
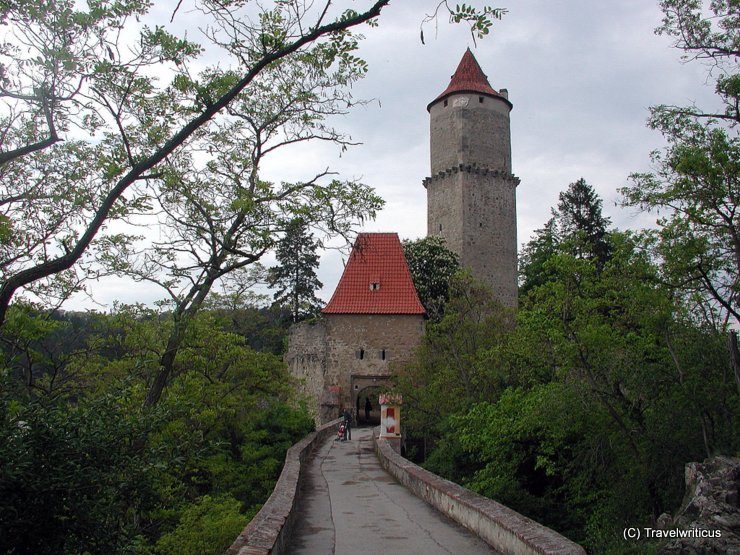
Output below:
[424,49,519,309]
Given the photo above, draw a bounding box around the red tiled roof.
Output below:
[427,48,510,110]
[322,233,426,315]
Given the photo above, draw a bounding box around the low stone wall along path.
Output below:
[287,426,498,554]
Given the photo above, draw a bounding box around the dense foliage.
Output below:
[402,236,461,321]
[396,3,739,552]
[0,305,313,554]
[397,220,738,553]
[622,0,739,328]
[0,2,507,552]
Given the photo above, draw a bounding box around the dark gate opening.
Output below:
[355,386,382,426]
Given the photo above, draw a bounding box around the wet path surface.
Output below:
[287,426,498,554]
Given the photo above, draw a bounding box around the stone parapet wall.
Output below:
[373,430,586,555]
[225,418,341,555]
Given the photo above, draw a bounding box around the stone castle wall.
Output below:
[426,165,519,309]
[286,314,424,424]
[286,320,328,423]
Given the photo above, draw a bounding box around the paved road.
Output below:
[287,426,498,554]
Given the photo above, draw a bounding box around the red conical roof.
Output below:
[427,48,510,110]
[322,233,426,315]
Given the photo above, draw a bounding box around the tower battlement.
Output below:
[423,164,520,188]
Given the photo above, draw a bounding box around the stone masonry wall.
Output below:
[286,314,424,424]
[286,320,328,423]
[426,165,519,309]
[225,418,341,555]
[429,93,512,174]
[374,431,587,555]
[426,90,518,311]
[325,313,424,416]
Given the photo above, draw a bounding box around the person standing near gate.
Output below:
[342,407,352,440]
[364,397,372,422]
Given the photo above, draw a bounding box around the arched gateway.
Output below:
[286,233,425,424]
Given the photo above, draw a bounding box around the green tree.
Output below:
[154,495,250,555]
[393,273,512,459]
[0,1,386,326]
[96,46,384,406]
[624,127,739,326]
[520,180,612,296]
[622,0,738,327]
[402,236,460,320]
[0,1,505,327]
[0,380,173,554]
[405,227,738,551]
[621,0,739,396]
[204,289,290,355]
[553,178,612,268]
[652,0,739,126]
[1,305,314,552]
[518,217,558,295]
[269,219,324,323]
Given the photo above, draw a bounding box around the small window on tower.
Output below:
[439,224,443,232]
[357,349,365,360]
[370,282,380,291]
[479,96,484,103]
[381,349,387,361]
[443,99,448,107]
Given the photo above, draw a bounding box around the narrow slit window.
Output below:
[443,99,448,107]
[479,96,484,103]
[370,282,380,290]
[381,349,387,361]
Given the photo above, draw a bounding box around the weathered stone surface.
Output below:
[426,166,518,309]
[660,456,740,554]
[429,93,512,175]
[426,88,518,311]
[372,429,586,555]
[286,320,328,423]
[286,314,424,424]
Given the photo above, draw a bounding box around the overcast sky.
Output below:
[68,0,720,310]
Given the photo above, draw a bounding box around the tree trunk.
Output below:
[729,330,740,394]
